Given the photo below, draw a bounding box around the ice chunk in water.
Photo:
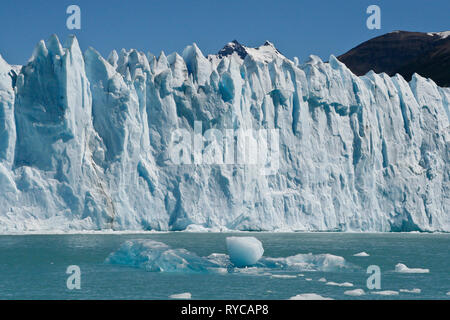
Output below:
[262,253,351,272]
[399,288,421,294]
[169,292,192,299]
[105,240,218,273]
[371,290,399,296]
[326,281,353,287]
[226,237,264,267]
[271,274,297,279]
[106,239,354,275]
[353,252,370,257]
[395,263,429,273]
[344,289,365,296]
[289,293,333,300]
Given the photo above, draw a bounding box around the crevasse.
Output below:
[0,35,448,232]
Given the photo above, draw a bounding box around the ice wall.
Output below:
[0,35,448,232]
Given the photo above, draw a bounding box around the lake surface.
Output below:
[0,233,449,300]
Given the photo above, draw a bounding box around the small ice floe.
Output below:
[169,292,192,299]
[271,274,297,279]
[289,293,333,300]
[344,289,365,296]
[226,237,264,267]
[400,288,421,294]
[326,281,353,287]
[446,292,450,296]
[395,263,429,274]
[208,267,228,274]
[371,290,399,296]
[184,224,210,232]
[318,277,327,282]
[297,274,305,277]
[234,267,261,275]
[305,278,312,281]
[353,252,370,257]
[263,252,352,272]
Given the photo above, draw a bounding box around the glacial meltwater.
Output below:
[0,233,448,300]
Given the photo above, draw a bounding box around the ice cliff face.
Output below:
[0,35,448,232]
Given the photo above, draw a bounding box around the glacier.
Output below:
[0,35,448,233]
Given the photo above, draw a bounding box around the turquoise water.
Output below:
[0,233,449,300]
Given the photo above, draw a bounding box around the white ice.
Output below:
[105,240,219,273]
[289,293,333,300]
[106,239,350,277]
[326,281,353,287]
[263,253,351,272]
[344,289,365,296]
[395,263,430,273]
[371,290,399,296]
[0,34,449,233]
[226,237,264,267]
[399,288,421,294]
[353,252,370,257]
[169,292,192,299]
[271,274,297,279]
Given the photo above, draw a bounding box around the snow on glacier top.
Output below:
[244,41,285,63]
[214,39,286,64]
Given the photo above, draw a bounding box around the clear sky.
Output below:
[0,0,449,65]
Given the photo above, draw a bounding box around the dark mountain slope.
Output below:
[338,31,450,87]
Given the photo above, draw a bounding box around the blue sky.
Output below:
[0,0,449,65]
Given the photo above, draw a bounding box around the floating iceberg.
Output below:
[344,289,365,296]
[326,281,354,287]
[105,240,353,274]
[226,237,264,267]
[169,292,192,299]
[105,240,220,273]
[289,293,333,300]
[271,274,297,279]
[399,288,421,294]
[395,263,430,273]
[262,253,353,272]
[371,290,399,296]
[353,252,370,257]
